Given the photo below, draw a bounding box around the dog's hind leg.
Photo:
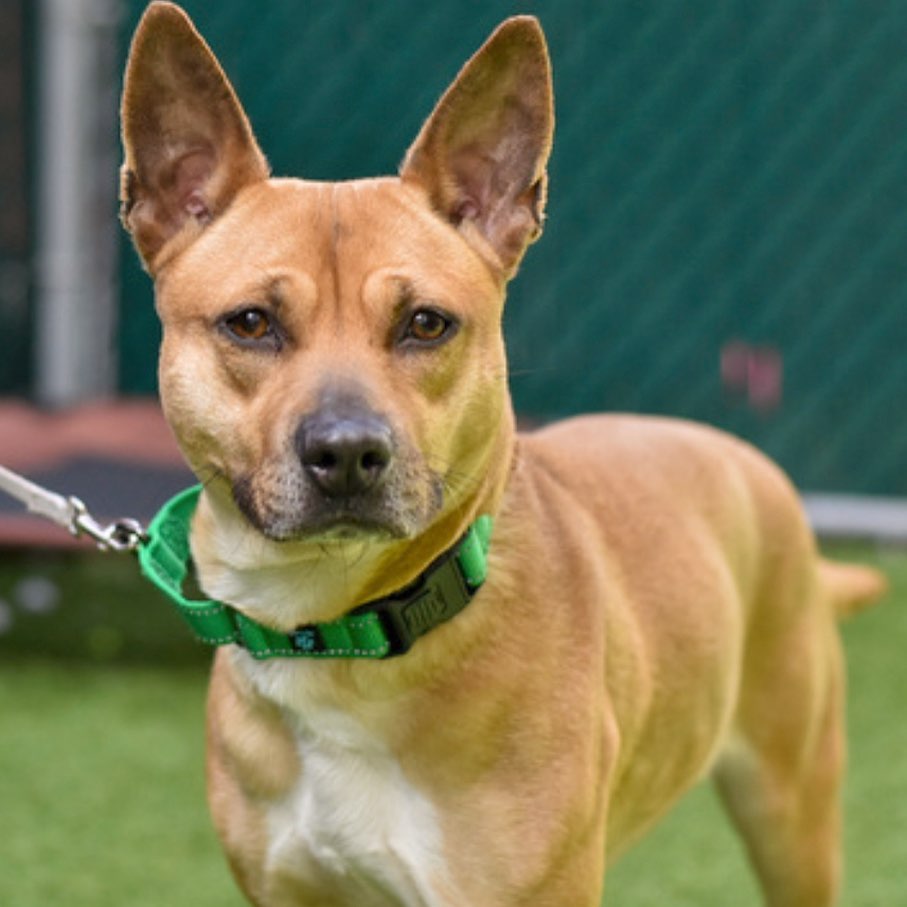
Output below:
[712,613,846,907]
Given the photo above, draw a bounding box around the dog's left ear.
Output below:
[401,17,554,278]
[119,2,269,271]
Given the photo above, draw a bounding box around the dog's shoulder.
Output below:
[512,413,804,542]
[517,413,749,485]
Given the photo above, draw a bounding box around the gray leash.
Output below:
[0,463,145,552]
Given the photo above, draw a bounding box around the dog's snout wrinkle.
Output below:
[297,412,394,499]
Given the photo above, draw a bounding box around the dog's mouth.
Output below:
[252,510,406,545]
[230,471,443,544]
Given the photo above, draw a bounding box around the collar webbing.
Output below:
[137,486,492,660]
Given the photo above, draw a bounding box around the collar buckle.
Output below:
[360,541,478,656]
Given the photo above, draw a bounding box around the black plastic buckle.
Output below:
[354,542,476,657]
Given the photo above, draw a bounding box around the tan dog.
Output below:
[120,4,886,905]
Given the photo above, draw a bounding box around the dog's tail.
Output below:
[819,558,889,618]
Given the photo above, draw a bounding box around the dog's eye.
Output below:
[224,308,273,343]
[404,309,456,346]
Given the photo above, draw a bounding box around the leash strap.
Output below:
[137,486,493,660]
[0,463,145,551]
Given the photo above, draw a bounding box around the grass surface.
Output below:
[1,543,905,905]
[0,554,244,906]
[0,662,245,907]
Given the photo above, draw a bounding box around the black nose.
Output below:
[296,411,393,498]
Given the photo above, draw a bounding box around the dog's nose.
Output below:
[296,412,393,498]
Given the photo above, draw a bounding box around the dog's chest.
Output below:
[262,693,449,906]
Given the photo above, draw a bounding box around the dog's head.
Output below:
[120,3,553,550]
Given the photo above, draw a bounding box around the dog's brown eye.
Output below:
[406,309,454,345]
[225,308,272,342]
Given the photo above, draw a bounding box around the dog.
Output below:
[119,4,886,905]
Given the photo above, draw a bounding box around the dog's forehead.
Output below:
[159,175,498,310]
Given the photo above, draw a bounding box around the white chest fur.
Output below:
[248,659,450,906]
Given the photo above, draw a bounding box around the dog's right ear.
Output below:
[120,2,269,272]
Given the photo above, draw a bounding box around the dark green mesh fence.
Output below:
[0,0,32,394]
[117,1,907,495]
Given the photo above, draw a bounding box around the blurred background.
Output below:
[4,0,907,496]
[2,1,907,905]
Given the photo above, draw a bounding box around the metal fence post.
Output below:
[35,0,121,406]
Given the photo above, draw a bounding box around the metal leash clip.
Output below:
[67,497,147,552]
[0,463,147,553]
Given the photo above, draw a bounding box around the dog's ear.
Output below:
[119,2,269,271]
[400,17,554,278]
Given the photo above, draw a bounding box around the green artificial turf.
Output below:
[0,543,904,905]
[0,662,245,907]
[0,553,243,906]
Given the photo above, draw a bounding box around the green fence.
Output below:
[117,1,907,495]
[0,0,33,394]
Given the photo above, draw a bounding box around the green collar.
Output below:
[137,486,493,660]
